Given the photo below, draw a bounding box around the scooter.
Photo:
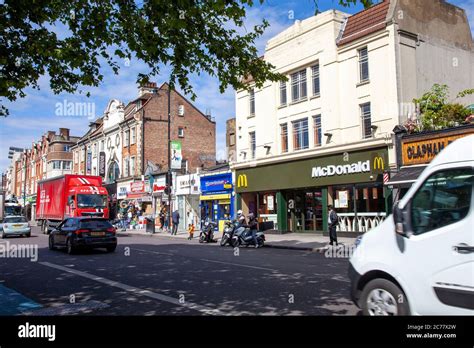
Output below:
[199,219,218,243]
[220,220,239,246]
[230,227,265,248]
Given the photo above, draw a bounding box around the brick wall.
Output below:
[141,85,216,173]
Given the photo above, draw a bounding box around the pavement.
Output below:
[0,226,359,316]
[117,227,357,252]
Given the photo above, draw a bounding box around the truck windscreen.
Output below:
[77,194,108,208]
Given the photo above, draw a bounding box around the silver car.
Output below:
[1,216,31,238]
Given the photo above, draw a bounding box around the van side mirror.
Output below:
[393,201,411,238]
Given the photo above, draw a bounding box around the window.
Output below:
[361,103,372,139]
[291,69,307,102]
[312,63,320,96]
[63,161,72,170]
[130,157,135,177]
[313,115,322,147]
[410,168,473,235]
[63,145,71,152]
[52,161,61,170]
[249,88,255,116]
[178,127,184,138]
[281,124,288,153]
[249,131,256,159]
[124,130,130,147]
[131,127,136,145]
[178,105,185,116]
[292,118,309,150]
[280,81,287,106]
[229,133,235,146]
[124,157,129,177]
[359,47,369,82]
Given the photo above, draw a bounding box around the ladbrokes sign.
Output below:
[236,148,388,193]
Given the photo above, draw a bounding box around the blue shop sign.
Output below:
[200,173,233,194]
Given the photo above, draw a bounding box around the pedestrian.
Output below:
[187,223,195,240]
[172,209,180,235]
[328,205,339,246]
[163,208,169,232]
[159,207,165,231]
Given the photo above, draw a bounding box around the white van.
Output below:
[349,134,474,315]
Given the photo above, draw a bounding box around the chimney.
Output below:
[138,82,158,97]
[59,128,70,140]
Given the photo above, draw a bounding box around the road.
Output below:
[0,227,359,316]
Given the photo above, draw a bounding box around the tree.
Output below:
[407,84,473,133]
[0,0,372,116]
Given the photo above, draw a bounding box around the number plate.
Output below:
[91,232,105,237]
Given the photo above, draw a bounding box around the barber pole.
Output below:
[383,171,390,184]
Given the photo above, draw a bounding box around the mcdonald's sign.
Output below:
[237,174,248,188]
[373,156,385,171]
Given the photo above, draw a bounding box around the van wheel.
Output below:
[361,279,409,316]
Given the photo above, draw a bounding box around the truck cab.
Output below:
[66,186,109,218]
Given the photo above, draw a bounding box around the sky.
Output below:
[1,0,473,173]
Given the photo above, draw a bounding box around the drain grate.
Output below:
[22,300,110,316]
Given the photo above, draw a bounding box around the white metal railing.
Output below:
[336,212,387,233]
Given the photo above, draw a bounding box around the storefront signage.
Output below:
[176,174,200,195]
[200,173,233,194]
[402,131,474,166]
[99,152,106,177]
[235,148,388,193]
[130,181,145,193]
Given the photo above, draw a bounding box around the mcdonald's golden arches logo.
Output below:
[373,156,385,171]
[237,174,248,188]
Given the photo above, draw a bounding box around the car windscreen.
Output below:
[4,217,27,223]
[79,219,112,230]
[77,194,108,208]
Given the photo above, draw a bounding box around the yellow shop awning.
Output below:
[200,194,231,201]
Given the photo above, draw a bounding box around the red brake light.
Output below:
[75,229,89,235]
[107,227,116,233]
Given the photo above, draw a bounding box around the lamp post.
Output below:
[167,83,172,229]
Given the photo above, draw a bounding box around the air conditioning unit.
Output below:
[178,105,185,116]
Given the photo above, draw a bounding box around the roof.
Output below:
[338,0,390,46]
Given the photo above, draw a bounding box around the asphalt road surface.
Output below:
[0,227,359,316]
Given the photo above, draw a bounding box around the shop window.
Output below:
[313,115,322,147]
[292,118,309,151]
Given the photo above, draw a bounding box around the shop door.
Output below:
[287,190,323,232]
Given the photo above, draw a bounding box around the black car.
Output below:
[49,217,117,254]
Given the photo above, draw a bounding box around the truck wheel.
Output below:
[66,238,76,255]
[42,221,48,235]
[360,279,409,316]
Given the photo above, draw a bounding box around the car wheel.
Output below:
[49,236,57,250]
[26,233,31,238]
[106,245,117,253]
[66,238,75,255]
[361,279,409,316]
[1,231,6,239]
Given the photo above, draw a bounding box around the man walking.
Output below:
[328,205,339,246]
[171,209,180,235]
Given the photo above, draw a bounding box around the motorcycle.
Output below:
[199,219,218,243]
[230,227,265,248]
[220,220,239,246]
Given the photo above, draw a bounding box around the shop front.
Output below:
[176,173,200,231]
[116,179,152,229]
[388,125,474,200]
[199,172,234,232]
[235,148,389,235]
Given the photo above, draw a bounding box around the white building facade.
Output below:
[233,0,474,234]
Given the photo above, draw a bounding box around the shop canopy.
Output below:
[385,165,428,187]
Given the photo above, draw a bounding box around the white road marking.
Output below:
[199,259,277,272]
[131,248,174,256]
[39,261,223,316]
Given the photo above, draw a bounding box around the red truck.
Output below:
[36,175,109,234]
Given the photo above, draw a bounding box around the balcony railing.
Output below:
[337,212,387,233]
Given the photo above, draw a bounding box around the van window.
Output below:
[410,168,473,235]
